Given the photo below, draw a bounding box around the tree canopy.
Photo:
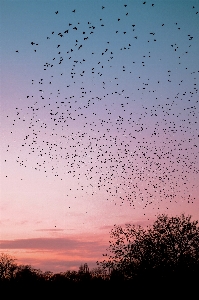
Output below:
[97,213,199,280]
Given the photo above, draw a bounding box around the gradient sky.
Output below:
[0,0,199,272]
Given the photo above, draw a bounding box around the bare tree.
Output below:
[0,253,17,281]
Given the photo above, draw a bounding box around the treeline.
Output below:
[0,254,198,298]
[1,213,199,297]
[0,258,109,284]
[0,259,127,297]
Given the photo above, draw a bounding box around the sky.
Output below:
[0,0,199,273]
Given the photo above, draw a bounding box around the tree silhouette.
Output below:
[97,213,199,281]
[90,266,108,281]
[77,263,91,281]
[15,264,44,284]
[0,253,17,281]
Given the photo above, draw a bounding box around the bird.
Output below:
[8,1,198,214]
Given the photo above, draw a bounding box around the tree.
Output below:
[43,270,53,281]
[97,214,199,281]
[144,214,199,274]
[0,253,17,281]
[77,263,91,281]
[15,264,43,283]
[97,222,147,280]
[62,270,78,282]
[90,266,108,280]
[78,263,89,274]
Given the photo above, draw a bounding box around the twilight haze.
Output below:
[0,0,199,272]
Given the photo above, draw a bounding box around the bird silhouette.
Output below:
[10,1,198,213]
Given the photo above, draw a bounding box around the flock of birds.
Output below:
[7,2,199,211]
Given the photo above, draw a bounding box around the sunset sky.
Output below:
[0,0,199,273]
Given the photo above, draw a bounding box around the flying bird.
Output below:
[8,1,198,214]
